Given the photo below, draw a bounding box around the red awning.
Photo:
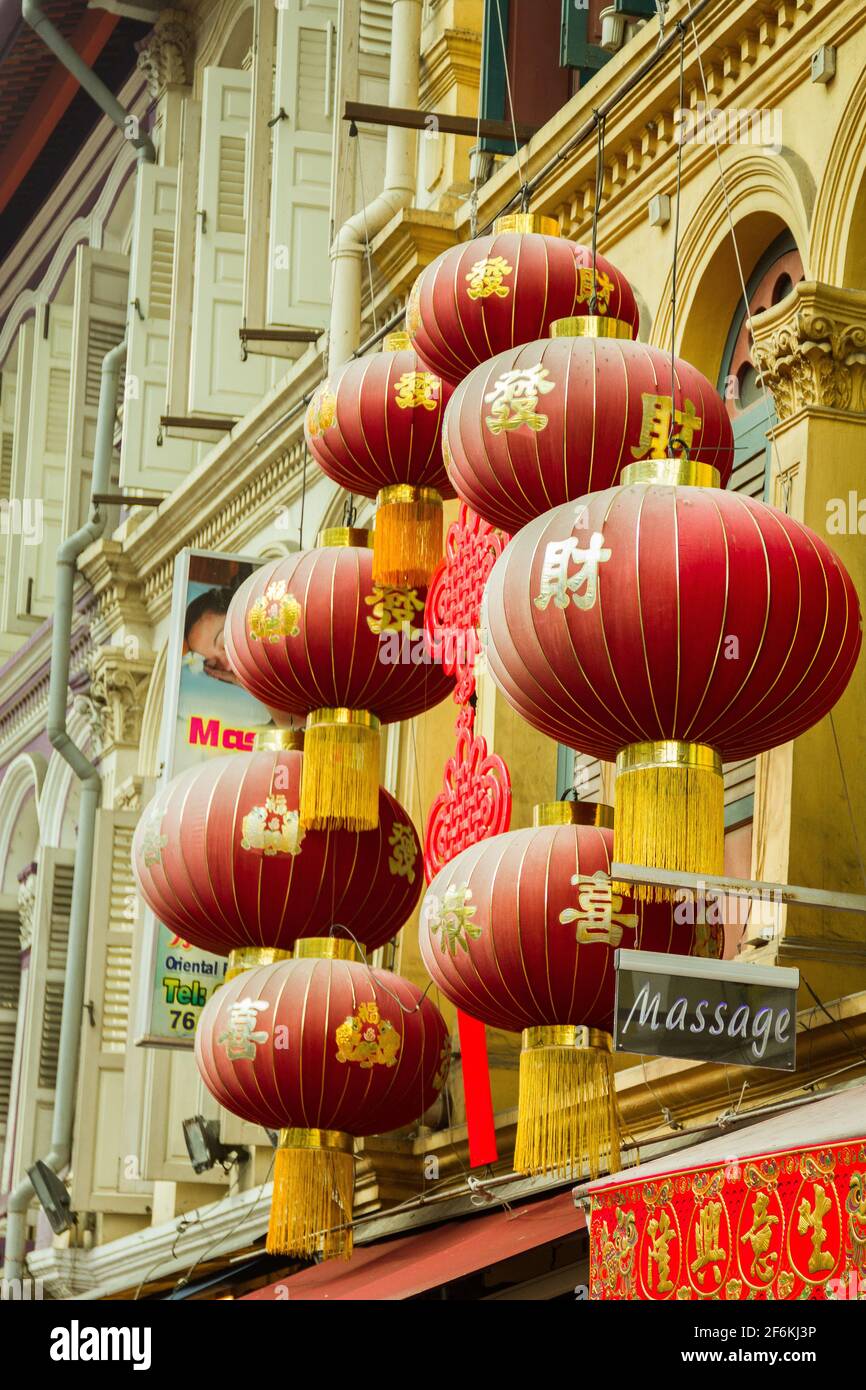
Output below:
[244,1188,583,1300]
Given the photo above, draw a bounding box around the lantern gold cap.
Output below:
[533,800,614,828]
[550,315,633,341]
[317,526,371,548]
[521,1025,612,1052]
[383,330,411,352]
[293,937,360,961]
[255,727,304,752]
[616,740,722,775]
[620,457,720,488]
[226,946,292,981]
[493,212,559,237]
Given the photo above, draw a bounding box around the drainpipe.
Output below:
[22,0,156,163]
[4,0,157,1294]
[329,0,422,370]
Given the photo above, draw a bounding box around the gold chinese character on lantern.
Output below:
[387,822,418,884]
[485,364,556,435]
[248,580,302,643]
[647,1209,677,1294]
[630,394,703,460]
[218,997,269,1062]
[741,1191,780,1285]
[690,1201,727,1285]
[365,585,425,637]
[576,266,613,311]
[393,371,440,411]
[335,1001,401,1069]
[534,532,611,613]
[797,1183,836,1275]
[559,870,638,946]
[465,254,513,300]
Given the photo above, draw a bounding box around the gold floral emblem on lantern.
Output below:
[406,277,422,336]
[465,254,513,300]
[335,1001,401,1068]
[240,795,305,857]
[248,580,302,642]
[393,370,441,411]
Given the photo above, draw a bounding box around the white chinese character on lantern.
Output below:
[218,997,270,1061]
[559,870,638,946]
[484,364,556,435]
[534,532,611,612]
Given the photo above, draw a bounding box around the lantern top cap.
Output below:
[317,525,371,548]
[493,212,560,237]
[533,800,614,828]
[294,937,360,962]
[522,1025,612,1052]
[620,457,721,489]
[550,315,633,341]
[226,946,292,981]
[255,727,304,751]
[383,330,412,352]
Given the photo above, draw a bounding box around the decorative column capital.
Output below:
[751,282,866,421]
[86,646,156,757]
[135,8,194,98]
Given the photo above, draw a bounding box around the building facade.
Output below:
[0,0,864,1300]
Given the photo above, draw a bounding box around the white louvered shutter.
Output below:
[242,0,277,342]
[0,367,16,611]
[18,304,73,621]
[189,67,274,415]
[0,904,21,1177]
[10,851,73,1192]
[267,0,338,330]
[1,322,35,634]
[330,0,389,242]
[71,811,148,1213]
[64,247,128,534]
[121,164,200,488]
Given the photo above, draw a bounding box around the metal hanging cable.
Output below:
[669,25,685,430]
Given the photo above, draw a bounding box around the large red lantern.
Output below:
[419,803,710,1178]
[196,947,449,1257]
[132,736,423,966]
[481,459,862,894]
[407,213,639,385]
[305,332,454,588]
[224,530,453,831]
[442,321,734,533]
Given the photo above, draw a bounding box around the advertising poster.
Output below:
[136,549,273,1048]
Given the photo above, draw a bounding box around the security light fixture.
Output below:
[27,1160,75,1236]
[182,1115,249,1174]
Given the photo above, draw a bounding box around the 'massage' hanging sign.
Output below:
[613,950,799,1072]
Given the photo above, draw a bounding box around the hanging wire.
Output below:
[298,447,308,550]
[324,921,435,1012]
[588,112,606,314]
[668,25,686,434]
[492,0,529,207]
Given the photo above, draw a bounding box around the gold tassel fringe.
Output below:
[613,741,724,901]
[300,708,380,830]
[514,1027,621,1180]
[266,1129,355,1261]
[373,486,443,589]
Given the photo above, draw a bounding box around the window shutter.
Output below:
[121,164,201,488]
[1,322,35,635]
[266,0,338,331]
[64,246,128,535]
[188,67,276,415]
[0,368,15,610]
[71,811,148,1213]
[18,305,73,621]
[0,904,21,1174]
[9,850,73,1193]
[330,0,389,246]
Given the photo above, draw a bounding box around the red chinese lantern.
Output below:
[195,946,450,1257]
[224,529,453,831]
[419,803,710,1178]
[305,332,454,588]
[481,459,862,895]
[407,213,639,385]
[132,735,423,968]
[442,321,735,533]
